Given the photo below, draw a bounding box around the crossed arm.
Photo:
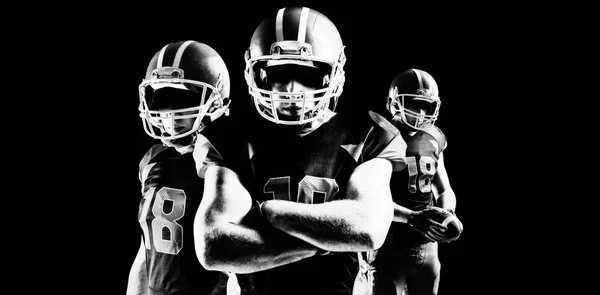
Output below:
[194,165,318,274]
[261,158,395,252]
[194,157,395,273]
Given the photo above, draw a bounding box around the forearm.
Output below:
[197,164,318,273]
[126,243,148,295]
[126,275,148,295]
[263,199,392,252]
[436,189,457,212]
[431,153,456,212]
[393,203,413,223]
[197,221,318,274]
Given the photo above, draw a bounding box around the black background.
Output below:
[69,1,524,294]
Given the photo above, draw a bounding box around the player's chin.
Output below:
[276,111,302,120]
[161,136,194,148]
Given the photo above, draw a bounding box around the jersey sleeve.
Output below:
[138,143,168,183]
[362,111,407,172]
[440,137,448,154]
[424,125,448,155]
[193,134,225,178]
[192,116,250,178]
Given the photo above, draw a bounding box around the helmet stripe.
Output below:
[297,7,310,42]
[430,73,439,94]
[275,8,285,41]
[157,44,168,68]
[173,40,194,68]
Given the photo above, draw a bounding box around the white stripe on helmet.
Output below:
[276,8,285,41]
[173,40,194,68]
[157,44,168,68]
[297,7,310,42]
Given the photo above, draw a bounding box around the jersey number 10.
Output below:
[263,175,339,204]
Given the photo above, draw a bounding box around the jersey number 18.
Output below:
[139,187,187,255]
[406,156,436,193]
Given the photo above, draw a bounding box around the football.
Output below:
[428,207,463,242]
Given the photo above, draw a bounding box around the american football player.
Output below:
[192,6,408,295]
[354,69,462,295]
[126,40,237,295]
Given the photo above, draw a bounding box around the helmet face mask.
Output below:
[138,41,230,144]
[248,62,342,125]
[139,78,226,141]
[387,69,441,131]
[250,84,334,125]
[244,7,346,126]
[388,91,441,131]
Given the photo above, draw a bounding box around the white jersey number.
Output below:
[406,156,436,193]
[139,187,187,254]
[264,175,339,204]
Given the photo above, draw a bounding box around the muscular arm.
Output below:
[126,239,148,295]
[194,165,318,274]
[431,153,457,212]
[263,158,394,252]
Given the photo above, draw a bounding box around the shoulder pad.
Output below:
[139,144,168,173]
[422,125,447,153]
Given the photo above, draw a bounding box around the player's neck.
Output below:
[390,117,417,137]
[174,145,194,154]
[296,110,336,137]
[161,134,196,154]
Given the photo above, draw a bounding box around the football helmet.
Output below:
[244,6,346,125]
[387,69,440,131]
[139,40,231,141]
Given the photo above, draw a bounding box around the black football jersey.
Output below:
[383,125,447,250]
[391,125,447,210]
[138,143,220,295]
[232,112,406,295]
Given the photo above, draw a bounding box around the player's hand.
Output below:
[407,207,448,242]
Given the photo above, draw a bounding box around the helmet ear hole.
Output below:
[386,96,393,111]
